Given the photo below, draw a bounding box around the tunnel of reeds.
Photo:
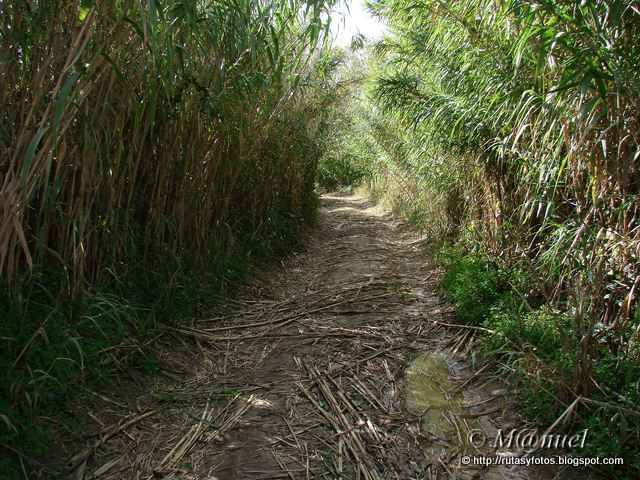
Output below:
[1,1,639,478]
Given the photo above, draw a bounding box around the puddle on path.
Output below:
[406,354,508,479]
[406,353,467,457]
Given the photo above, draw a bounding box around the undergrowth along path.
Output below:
[60,196,568,480]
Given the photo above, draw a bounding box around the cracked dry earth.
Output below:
[57,195,557,480]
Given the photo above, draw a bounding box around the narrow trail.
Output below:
[60,196,559,480]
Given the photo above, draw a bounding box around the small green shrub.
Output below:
[584,414,639,476]
[439,248,506,325]
[0,280,147,465]
[485,306,566,357]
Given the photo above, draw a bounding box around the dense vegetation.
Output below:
[316,0,639,475]
[0,0,341,475]
[2,0,639,477]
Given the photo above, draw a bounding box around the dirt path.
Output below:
[59,195,558,480]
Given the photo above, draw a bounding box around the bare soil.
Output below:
[51,195,586,480]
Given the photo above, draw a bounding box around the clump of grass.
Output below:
[0,270,152,468]
[439,248,508,325]
[484,305,566,357]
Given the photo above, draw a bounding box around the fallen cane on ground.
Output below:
[57,196,594,480]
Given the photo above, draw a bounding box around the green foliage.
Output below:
[359,1,640,475]
[439,248,640,476]
[484,305,566,357]
[585,412,640,475]
[315,52,376,191]
[0,277,145,467]
[0,460,21,480]
[439,248,506,325]
[316,154,370,191]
